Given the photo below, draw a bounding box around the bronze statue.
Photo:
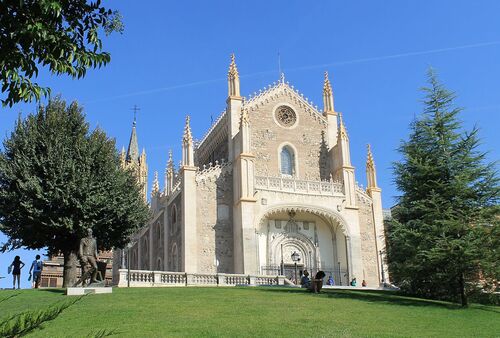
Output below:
[75,228,99,287]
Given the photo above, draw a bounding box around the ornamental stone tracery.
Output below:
[275,105,297,127]
[258,205,350,237]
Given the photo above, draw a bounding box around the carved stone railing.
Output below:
[255,176,344,196]
[116,269,285,287]
[196,160,231,183]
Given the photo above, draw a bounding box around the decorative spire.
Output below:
[280,72,285,84]
[323,71,335,114]
[183,115,193,145]
[152,171,159,196]
[126,119,139,163]
[366,144,378,189]
[366,144,375,169]
[165,150,174,195]
[227,53,241,97]
[182,116,194,166]
[338,112,349,141]
[120,146,126,167]
[167,149,174,173]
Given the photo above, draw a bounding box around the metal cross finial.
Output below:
[131,105,140,125]
[278,51,281,78]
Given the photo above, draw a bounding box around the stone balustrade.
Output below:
[255,176,344,196]
[117,269,286,287]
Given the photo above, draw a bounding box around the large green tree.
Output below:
[387,70,499,306]
[0,98,149,286]
[0,0,123,107]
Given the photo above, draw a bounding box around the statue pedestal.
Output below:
[66,287,112,296]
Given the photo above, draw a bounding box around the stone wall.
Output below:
[167,194,182,271]
[196,167,233,273]
[141,229,150,270]
[248,87,330,180]
[152,212,164,270]
[357,193,379,287]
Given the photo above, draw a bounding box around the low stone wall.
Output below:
[116,269,286,287]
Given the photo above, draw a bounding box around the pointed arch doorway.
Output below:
[257,205,352,285]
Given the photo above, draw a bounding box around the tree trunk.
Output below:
[62,249,79,287]
[459,273,468,307]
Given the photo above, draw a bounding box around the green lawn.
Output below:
[0,287,498,337]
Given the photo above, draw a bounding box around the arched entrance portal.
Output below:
[257,205,351,285]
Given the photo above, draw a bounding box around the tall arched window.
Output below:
[170,205,177,234]
[156,222,162,250]
[281,146,294,176]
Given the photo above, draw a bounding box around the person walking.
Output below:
[9,256,25,289]
[29,255,43,288]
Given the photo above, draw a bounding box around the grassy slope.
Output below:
[0,287,498,337]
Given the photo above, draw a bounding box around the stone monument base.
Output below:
[66,287,112,296]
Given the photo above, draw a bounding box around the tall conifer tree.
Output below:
[0,98,149,286]
[387,70,499,306]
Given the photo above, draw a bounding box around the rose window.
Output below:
[275,106,297,127]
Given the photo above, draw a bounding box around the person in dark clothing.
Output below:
[29,254,43,289]
[300,270,311,288]
[10,256,25,289]
[312,270,326,293]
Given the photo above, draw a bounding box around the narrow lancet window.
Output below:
[281,146,294,176]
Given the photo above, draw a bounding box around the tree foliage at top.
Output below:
[0,0,123,107]
[0,97,149,285]
[386,70,499,306]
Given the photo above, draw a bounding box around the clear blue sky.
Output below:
[1,0,499,288]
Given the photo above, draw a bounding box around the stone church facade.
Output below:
[114,55,389,286]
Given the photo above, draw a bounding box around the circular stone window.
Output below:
[275,105,297,127]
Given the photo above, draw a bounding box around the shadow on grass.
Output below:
[0,293,19,304]
[0,295,84,337]
[252,287,467,310]
[39,288,66,295]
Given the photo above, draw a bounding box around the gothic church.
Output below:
[114,55,388,286]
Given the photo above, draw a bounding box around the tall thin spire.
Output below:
[182,115,194,166]
[126,119,139,163]
[167,149,174,173]
[228,53,241,97]
[338,112,349,141]
[366,144,378,189]
[183,115,193,145]
[152,171,159,196]
[165,149,174,195]
[323,71,335,114]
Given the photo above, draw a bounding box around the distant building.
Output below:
[114,55,389,286]
[40,251,113,288]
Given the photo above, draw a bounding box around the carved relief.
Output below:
[358,202,378,286]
